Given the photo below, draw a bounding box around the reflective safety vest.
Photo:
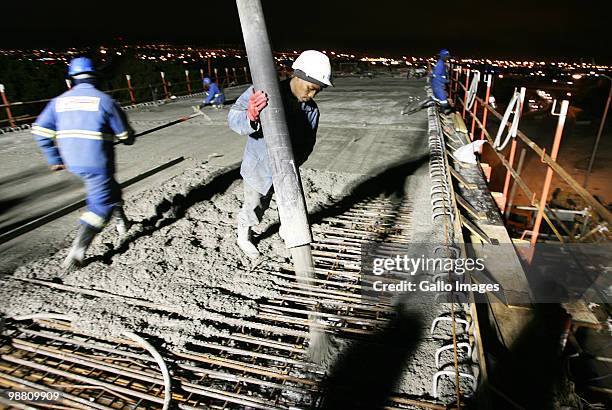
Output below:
[32,83,128,174]
[430,58,449,88]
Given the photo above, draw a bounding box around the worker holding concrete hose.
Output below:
[228,50,332,259]
[32,57,134,270]
[431,49,452,114]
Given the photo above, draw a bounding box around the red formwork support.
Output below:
[0,84,16,128]
[530,100,570,246]
[501,87,526,212]
[462,69,471,118]
[452,65,461,106]
[125,75,136,104]
[160,72,169,99]
[185,70,192,94]
[470,99,479,141]
[480,74,493,140]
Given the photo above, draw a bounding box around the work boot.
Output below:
[113,206,132,236]
[278,224,287,242]
[237,224,259,259]
[62,224,98,271]
[441,105,453,115]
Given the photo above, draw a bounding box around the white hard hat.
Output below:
[292,50,333,87]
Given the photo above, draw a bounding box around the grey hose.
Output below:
[493,90,521,151]
[466,70,480,111]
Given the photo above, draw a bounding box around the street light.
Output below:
[584,74,612,189]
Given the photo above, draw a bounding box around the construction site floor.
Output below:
[0,78,481,408]
[0,77,429,274]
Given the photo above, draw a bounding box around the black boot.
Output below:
[62,224,98,271]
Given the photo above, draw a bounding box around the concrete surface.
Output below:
[0,77,429,274]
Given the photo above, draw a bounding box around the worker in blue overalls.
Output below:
[431,49,452,114]
[32,57,134,270]
[202,77,225,109]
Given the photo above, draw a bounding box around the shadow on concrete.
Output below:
[0,179,80,230]
[0,166,50,187]
[87,164,242,265]
[321,308,424,409]
[468,299,573,409]
[255,153,429,244]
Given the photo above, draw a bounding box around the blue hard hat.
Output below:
[203,77,211,85]
[439,49,450,58]
[68,57,96,77]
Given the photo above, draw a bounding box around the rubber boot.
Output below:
[113,206,132,235]
[278,224,287,242]
[62,224,98,271]
[237,224,259,259]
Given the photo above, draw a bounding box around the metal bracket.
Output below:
[432,370,477,398]
[431,316,470,335]
[551,99,570,117]
[435,342,473,368]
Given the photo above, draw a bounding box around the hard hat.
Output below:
[203,77,212,85]
[68,57,96,77]
[292,50,333,87]
[439,49,450,58]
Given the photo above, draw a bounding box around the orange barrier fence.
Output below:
[449,64,611,244]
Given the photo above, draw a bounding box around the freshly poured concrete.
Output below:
[0,77,472,403]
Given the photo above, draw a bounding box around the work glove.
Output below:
[120,125,136,146]
[247,89,268,122]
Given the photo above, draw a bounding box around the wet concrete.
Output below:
[0,77,470,404]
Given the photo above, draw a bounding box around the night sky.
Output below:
[3,0,609,62]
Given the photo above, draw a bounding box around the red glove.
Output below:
[247,89,268,122]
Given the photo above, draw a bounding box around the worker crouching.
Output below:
[228,50,332,259]
[32,57,134,270]
[202,77,225,109]
[431,48,453,115]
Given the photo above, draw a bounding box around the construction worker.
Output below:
[32,57,133,270]
[201,77,225,109]
[228,50,332,259]
[431,49,452,114]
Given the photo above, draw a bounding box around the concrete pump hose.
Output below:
[123,331,172,410]
[466,70,480,111]
[493,91,520,151]
[10,313,172,410]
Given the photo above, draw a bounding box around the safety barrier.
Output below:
[0,65,251,132]
[449,65,612,245]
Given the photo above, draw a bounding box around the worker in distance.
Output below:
[431,48,453,115]
[32,57,134,270]
[197,77,225,110]
[227,50,332,259]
